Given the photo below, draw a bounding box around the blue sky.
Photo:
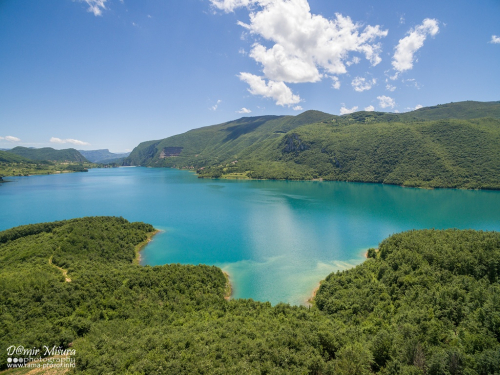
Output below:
[0,0,499,152]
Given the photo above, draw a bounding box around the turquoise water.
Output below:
[1,167,500,305]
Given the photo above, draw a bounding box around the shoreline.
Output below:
[134,229,161,265]
[305,282,321,306]
[223,271,233,300]
[306,248,375,306]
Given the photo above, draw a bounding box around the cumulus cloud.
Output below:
[50,137,90,146]
[210,100,222,111]
[340,105,358,115]
[377,95,396,109]
[392,18,439,75]
[293,105,303,111]
[80,0,107,16]
[331,76,341,90]
[346,56,361,67]
[411,104,423,110]
[211,0,387,105]
[351,77,376,92]
[4,136,21,142]
[386,84,396,92]
[364,105,375,111]
[239,72,301,106]
[490,35,500,44]
[237,107,252,113]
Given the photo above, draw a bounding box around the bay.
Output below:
[1,167,499,305]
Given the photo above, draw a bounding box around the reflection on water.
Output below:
[1,168,499,305]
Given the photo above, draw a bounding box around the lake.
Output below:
[1,167,500,305]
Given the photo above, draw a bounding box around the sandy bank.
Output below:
[223,271,233,300]
[134,229,161,265]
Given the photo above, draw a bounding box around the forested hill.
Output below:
[1,218,499,373]
[122,110,334,166]
[404,100,500,120]
[7,146,89,162]
[0,150,32,163]
[123,100,500,189]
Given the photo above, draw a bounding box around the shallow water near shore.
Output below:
[1,167,500,305]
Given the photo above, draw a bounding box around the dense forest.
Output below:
[1,217,499,374]
[123,101,500,190]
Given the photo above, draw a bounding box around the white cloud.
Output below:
[351,77,376,92]
[211,0,254,12]
[377,95,396,109]
[211,0,387,105]
[50,137,90,146]
[364,105,375,111]
[239,72,301,106]
[0,137,3,140]
[237,107,252,114]
[346,56,361,66]
[403,78,421,89]
[411,104,423,110]
[386,84,396,92]
[210,99,222,111]
[340,105,358,115]
[392,18,439,74]
[5,136,21,142]
[293,105,303,111]
[80,0,107,16]
[490,35,500,44]
[331,76,341,90]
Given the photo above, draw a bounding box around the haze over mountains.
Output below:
[123,101,500,189]
[2,147,130,164]
[78,149,130,164]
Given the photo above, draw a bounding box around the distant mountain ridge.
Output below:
[7,147,88,162]
[123,100,500,189]
[78,149,130,163]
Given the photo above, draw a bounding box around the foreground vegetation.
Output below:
[123,101,500,190]
[1,217,499,374]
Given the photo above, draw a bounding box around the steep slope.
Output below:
[7,146,89,162]
[123,110,334,167]
[124,101,500,189]
[200,117,500,189]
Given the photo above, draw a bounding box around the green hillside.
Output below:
[7,146,89,162]
[1,218,499,374]
[123,101,500,189]
[201,117,500,189]
[123,110,334,167]
[0,150,32,163]
[406,100,500,121]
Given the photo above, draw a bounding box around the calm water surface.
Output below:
[1,167,500,305]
